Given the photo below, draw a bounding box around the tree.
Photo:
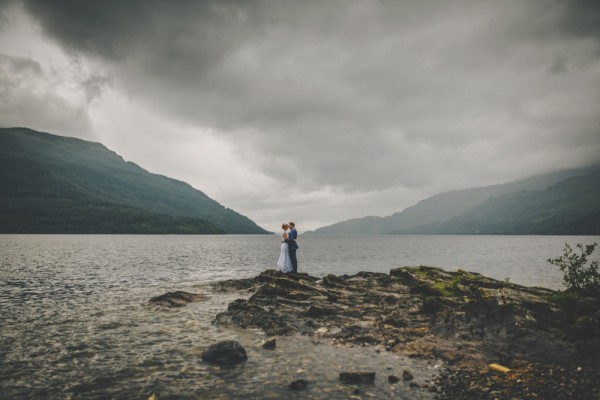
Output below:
[548,242,599,297]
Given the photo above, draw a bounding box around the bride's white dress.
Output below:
[277,242,293,273]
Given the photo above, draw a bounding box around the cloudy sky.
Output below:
[1,0,599,231]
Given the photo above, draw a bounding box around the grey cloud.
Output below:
[81,74,111,103]
[559,0,600,39]
[0,53,93,137]
[18,0,600,193]
[0,53,42,74]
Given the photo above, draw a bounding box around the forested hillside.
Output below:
[397,169,600,235]
[309,165,599,235]
[0,127,268,234]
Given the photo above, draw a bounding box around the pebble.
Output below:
[262,338,276,350]
[288,379,309,390]
[402,369,414,381]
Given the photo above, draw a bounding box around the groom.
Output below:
[285,222,299,273]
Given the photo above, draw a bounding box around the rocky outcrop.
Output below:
[214,267,599,369]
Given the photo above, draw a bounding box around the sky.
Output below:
[1,0,599,232]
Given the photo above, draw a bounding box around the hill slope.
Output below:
[309,165,599,235]
[0,127,268,234]
[399,169,600,235]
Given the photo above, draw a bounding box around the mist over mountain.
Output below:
[308,165,600,235]
[0,127,269,234]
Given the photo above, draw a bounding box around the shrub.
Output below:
[547,242,599,297]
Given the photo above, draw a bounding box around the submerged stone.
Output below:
[289,379,309,390]
[201,340,247,365]
[149,291,208,308]
[339,371,375,384]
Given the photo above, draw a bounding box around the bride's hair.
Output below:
[281,223,289,230]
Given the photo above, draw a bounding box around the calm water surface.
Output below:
[1,234,598,399]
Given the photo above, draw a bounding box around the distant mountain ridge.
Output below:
[0,127,269,234]
[392,169,600,235]
[308,165,600,235]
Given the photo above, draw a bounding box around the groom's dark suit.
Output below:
[285,227,299,273]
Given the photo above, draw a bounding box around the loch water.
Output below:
[1,234,599,399]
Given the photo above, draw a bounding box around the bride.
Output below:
[277,223,293,273]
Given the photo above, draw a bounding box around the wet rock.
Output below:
[288,379,309,390]
[262,338,276,350]
[211,266,600,400]
[388,375,400,383]
[214,265,598,369]
[402,370,414,381]
[149,291,208,308]
[422,296,444,313]
[339,372,376,384]
[305,305,336,317]
[571,316,596,339]
[201,340,247,365]
[322,274,346,287]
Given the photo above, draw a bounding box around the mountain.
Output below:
[0,127,269,234]
[309,165,600,235]
[397,169,600,235]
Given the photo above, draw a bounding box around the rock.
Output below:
[409,382,420,389]
[201,340,247,365]
[214,265,595,368]
[305,305,336,317]
[422,296,444,313]
[322,274,346,287]
[402,370,414,381]
[211,266,600,400]
[262,338,276,350]
[571,316,596,339]
[339,372,376,385]
[149,291,208,308]
[289,379,309,390]
[388,375,400,383]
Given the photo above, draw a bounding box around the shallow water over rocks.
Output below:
[1,273,438,398]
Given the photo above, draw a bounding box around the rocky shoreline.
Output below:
[206,266,599,399]
[151,266,599,398]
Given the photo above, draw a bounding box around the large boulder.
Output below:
[201,340,248,365]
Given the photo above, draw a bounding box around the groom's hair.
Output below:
[289,222,295,228]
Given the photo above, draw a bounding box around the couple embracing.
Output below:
[277,222,299,274]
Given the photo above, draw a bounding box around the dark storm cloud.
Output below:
[560,0,600,39]
[18,0,600,193]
